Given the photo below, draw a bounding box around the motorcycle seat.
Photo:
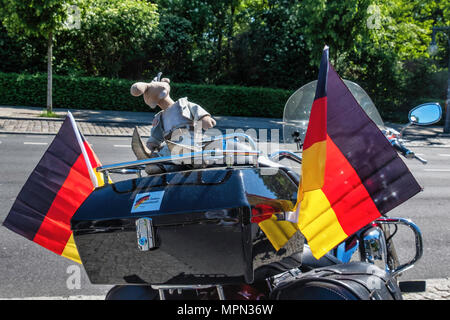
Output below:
[300,244,341,271]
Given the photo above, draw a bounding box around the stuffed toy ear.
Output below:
[158,89,168,100]
[130,82,148,97]
[161,78,170,84]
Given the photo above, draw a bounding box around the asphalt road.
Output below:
[0,133,449,299]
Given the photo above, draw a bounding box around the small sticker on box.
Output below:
[131,191,165,213]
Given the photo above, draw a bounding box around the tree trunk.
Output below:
[444,38,450,133]
[47,31,53,114]
[217,30,223,74]
[226,1,235,69]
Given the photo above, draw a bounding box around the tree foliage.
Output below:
[56,0,159,78]
[0,0,72,37]
[0,0,87,112]
[0,0,448,121]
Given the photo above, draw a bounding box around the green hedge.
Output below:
[0,72,292,118]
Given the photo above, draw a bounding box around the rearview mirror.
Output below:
[408,103,442,126]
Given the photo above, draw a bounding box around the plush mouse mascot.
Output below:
[130,73,216,172]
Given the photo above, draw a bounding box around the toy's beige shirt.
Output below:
[146,97,211,150]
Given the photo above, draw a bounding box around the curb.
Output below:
[0,116,285,132]
[1,114,450,147]
[0,115,149,125]
[402,278,450,300]
[0,117,283,138]
[0,130,133,137]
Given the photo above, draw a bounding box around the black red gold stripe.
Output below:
[3,114,101,263]
[297,47,421,258]
[326,64,421,215]
[3,117,81,241]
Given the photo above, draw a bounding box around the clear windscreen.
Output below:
[283,80,385,144]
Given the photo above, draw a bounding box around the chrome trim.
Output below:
[151,284,226,300]
[268,150,302,164]
[203,133,258,150]
[216,285,226,300]
[108,168,142,175]
[268,268,302,292]
[375,217,423,276]
[361,226,389,271]
[407,102,442,126]
[96,149,261,172]
[136,218,155,251]
[399,122,414,139]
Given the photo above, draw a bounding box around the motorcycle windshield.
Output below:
[283,80,384,144]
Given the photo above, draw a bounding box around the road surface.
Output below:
[0,134,448,299]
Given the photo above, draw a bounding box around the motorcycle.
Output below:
[70,79,442,300]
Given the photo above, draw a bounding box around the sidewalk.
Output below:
[402,278,450,300]
[1,105,450,146]
[1,105,449,300]
[0,105,284,138]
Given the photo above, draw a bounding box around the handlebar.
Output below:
[391,140,428,164]
[413,154,428,164]
[390,139,415,159]
[384,129,428,164]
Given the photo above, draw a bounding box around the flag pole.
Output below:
[67,111,99,188]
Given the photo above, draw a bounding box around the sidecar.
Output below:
[71,135,305,286]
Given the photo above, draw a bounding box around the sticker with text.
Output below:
[131,191,165,213]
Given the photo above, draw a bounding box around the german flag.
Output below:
[3,112,103,263]
[294,47,422,259]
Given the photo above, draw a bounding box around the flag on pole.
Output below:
[3,112,103,263]
[293,46,422,259]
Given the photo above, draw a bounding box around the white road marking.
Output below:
[424,169,450,172]
[25,135,50,138]
[438,154,450,157]
[24,142,48,145]
[107,137,130,141]
[113,145,131,148]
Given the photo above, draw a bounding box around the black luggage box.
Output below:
[71,167,302,285]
